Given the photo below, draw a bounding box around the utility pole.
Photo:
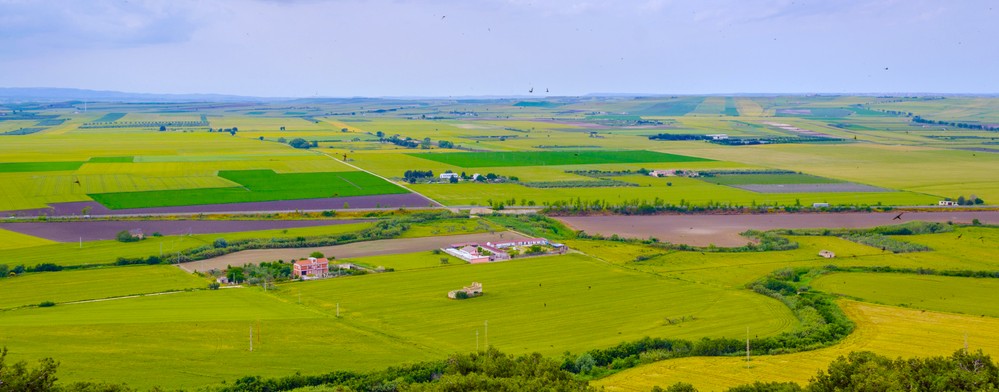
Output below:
[79,237,82,249]
[476,330,479,351]
[336,302,340,318]
[250,325,254,352]
[745,327,750,368]
[484,320,488,348]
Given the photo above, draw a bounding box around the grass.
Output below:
[0,253,797,390]
[632,97,706,116]
[0,161,84,173]
[0,265,209,309]
[0,222,375,268]
[0,227,56,250]
[811,272,999,317]
[701,173,843,185]
[89,170,409,209]
[340,250,468,271]
[408,176,937,207]
[407,150,712,168]
[87,156,134,163]
[592,300,999,391]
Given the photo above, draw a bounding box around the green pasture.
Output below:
[0,289,436,390]
[0,161,84,172]
[812,272,999,317]
[0,252,796,390]
[89,170,408,209]
[280,252,797,354]
[0,265,208,309]
[408,150,712,168]
[0,221,374,268]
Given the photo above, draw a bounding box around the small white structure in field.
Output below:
[938,200,957,206]
[440,172,459,180]
[448,282,483,299]
[818,250,835,258]
[707,133,729,140]
[813,202,830,208]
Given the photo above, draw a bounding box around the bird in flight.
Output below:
[73,177,81,186]
[546,88,549,93]
[892,212,904,220]
[529,87,534,93]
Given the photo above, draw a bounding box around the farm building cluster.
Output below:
[443,237,566,263]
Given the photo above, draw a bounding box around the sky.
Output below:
[1,0,996,97]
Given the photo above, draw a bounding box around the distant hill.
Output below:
[0,87,285,103]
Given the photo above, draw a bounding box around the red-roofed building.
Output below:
[294,257,330,279]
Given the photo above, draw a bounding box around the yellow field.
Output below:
[594,300,999,391]
[0,228,56,250]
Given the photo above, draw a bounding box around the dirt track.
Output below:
[557,211,999,247]
[179,231,527,273]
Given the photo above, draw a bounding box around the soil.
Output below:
[556,211,999,247]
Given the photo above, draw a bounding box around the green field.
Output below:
[0,221,375,268]
[0,161,84,172]
[87,156,134,163]
[0,252,796,389]
[408,150,712,168]
[0,265,209,309]
[90,169,409,209]
[812,272,999,317]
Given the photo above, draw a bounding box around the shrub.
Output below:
[38,301,56,307]
[116,230,139,243]
[213,238,228,248]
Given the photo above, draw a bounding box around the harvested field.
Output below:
[2,193,437,217]
[178,231,528,272]
[557,211,999,247]
[0,220,372,242]
[732,183,890,193]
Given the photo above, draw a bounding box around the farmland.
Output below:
[90,170,409,209]
[408,150,712,168]
[0,252,797,390]
[811,272,999,317]
[0,95,998,390]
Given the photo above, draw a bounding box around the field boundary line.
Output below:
[311,149,445,207]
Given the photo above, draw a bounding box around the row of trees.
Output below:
[913,116,999,131]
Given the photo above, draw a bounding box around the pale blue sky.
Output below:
[1,0,995,97]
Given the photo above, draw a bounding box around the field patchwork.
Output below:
[407,150,712,168]
[88,169,409,209]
